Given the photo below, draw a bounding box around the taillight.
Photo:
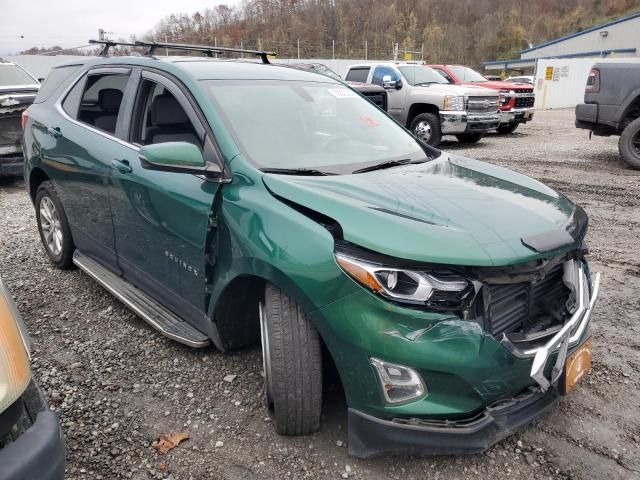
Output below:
[21,110,29,130]
[585,68,600,93]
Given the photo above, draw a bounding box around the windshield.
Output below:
[204,80,425,174]
[448,66,487,82]
[0,64,37,87]
[398,66,448,86]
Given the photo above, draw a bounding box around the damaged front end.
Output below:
[0,87,38,177]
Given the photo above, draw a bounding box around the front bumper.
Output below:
[440,110,502,134]
[348,386,560,457]
[500,107,535,124]
[0,382,65,480]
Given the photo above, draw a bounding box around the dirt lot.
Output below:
[1,109,639,480]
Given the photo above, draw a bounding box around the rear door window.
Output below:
[33,65,82,103]
[345,67,370,83]
[77,73,130,134]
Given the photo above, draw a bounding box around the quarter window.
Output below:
[77,73,129,134]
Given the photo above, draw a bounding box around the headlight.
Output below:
[335,253,475,310]
[0,278,32,413]
[443,95,465,111]
[499,89,513,106]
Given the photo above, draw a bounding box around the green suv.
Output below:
[22,41,600,457]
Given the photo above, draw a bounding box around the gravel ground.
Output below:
[1,109,639,480]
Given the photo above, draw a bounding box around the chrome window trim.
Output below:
[53,68,140,153]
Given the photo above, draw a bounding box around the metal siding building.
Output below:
[521,12,640,60]
[484,11,640,72]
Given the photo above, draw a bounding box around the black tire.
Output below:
[456,133,485,144]
[618,117,640,170]
[496,123,519,134]
[261,283,322,435]
[35,181,75,269]
[410,112,442,147]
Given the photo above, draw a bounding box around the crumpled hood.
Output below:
[262,154,578,266]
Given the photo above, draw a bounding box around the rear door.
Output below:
[109,70,224,331]
[38,67,133,270]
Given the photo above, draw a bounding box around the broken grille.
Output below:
[486,262,570,338]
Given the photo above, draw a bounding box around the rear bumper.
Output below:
[0,382,65,480]
[348,386,560,458]
[440,111,502,134]
[500,107,535,124]
[0,153,24,178]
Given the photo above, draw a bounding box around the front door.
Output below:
[108,70,223,331]
[370,66,406,122]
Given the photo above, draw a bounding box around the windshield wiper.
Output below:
[352,158,429,174]
[260,167,336,176]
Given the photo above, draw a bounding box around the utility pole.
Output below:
[297,39,300,60]
[365,40,367,60]
[165,36,168,56]
[332,39,335,59]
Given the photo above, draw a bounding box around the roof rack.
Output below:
[88,39,276,64]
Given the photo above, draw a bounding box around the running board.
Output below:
[73,251,210,348]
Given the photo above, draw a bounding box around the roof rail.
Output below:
[88,39,276,64]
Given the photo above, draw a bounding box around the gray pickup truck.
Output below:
[345,63,501,146]
[575,62,640,169]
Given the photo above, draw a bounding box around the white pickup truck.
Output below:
[346,63,501,146]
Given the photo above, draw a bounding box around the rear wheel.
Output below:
[496,123,519,134]
[260,283,322,435]
[35,181,74,269]
[618,117,640,170]
[456,133,485,144]
[410,113,442,147]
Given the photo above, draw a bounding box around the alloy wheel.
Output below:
[39,196,63,256]
[414,120,433,143]
[632,129,640,156]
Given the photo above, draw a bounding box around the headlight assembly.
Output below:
[335,252,475,310]
[443,95,465,111]
[0,278,32,413]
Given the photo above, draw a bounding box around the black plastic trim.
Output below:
[348,387,560,457]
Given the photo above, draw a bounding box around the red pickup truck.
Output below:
[429,65,535,134]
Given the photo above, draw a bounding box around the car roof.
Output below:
[54,56,343,83]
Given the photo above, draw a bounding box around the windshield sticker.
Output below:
[360,115,379,127]
[327,88,358,99]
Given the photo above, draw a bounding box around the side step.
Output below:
[73,251,210,348]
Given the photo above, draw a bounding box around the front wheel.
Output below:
[618,117,640,170]
[496,123,519,134]
[261,283,322,435]
[410,113,442,147]
[35,181,75,269]
[456,133,485,144]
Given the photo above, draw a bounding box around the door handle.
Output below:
[47,127,62,139]
[111,159,133,174]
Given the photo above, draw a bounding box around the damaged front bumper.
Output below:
[348,386,560,457]
[501,262,601,391]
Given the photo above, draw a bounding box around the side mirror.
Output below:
[139,142,222,178]
[382,75,397,90]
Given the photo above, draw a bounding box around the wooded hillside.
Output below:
[148,0,640,67]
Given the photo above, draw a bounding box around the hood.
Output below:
[262,154,578,266]
[418,83,498,97]
[462,80,533,91]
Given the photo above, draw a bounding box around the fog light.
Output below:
[370,358,426,404]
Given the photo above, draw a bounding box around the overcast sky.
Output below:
[0,0,232,55]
